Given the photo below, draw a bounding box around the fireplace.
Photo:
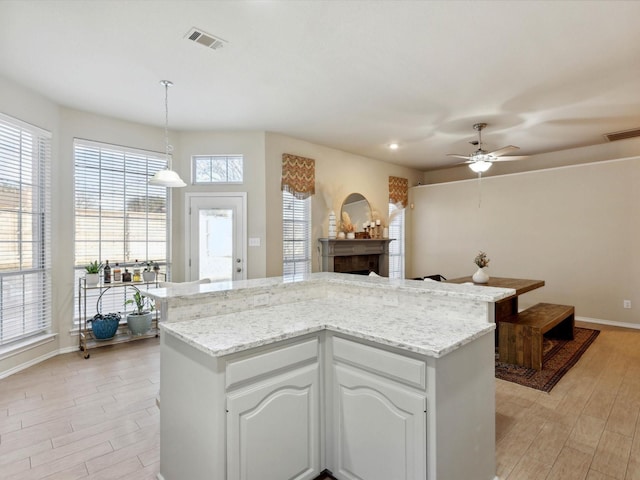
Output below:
[333,254,380,275]
[318,239,393,277]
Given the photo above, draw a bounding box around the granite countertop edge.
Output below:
[160,319,495,360]
[145,273,515,303]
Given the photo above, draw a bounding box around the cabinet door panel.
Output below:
[227,364,319,480]
[333,364,426,480]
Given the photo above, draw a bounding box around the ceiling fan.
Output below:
[447,123,523,173]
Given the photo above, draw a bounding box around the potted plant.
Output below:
[88,312,121,340]
[124,289,154,335]
[84,260,102,286]
[142,261,156,283]
[472,251,490,284]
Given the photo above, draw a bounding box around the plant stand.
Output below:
[78,277,162,358]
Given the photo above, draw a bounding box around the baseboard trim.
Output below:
[0,335,80,379]
[0,337,59,380]
[576,315,640,330]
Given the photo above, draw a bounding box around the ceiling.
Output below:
[1,0,639,171]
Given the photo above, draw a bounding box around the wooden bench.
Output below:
[498,303,575,371]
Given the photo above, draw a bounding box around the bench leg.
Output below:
[531,328,543,371]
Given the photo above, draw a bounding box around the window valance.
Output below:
[389,176,408,207]
[281,153,315,200]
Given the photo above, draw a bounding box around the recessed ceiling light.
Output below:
[389,143,399,150]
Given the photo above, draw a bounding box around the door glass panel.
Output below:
[199,208,233,282]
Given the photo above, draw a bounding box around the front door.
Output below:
[187,193,246,282]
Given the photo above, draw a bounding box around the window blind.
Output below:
[388,203,405,279]
[0,113,52,345]
[282,191,311,280]
[74,139,169,319]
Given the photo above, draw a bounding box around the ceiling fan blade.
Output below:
[488,145,519,157]
[491,155,529,162]
[446,154,471,160]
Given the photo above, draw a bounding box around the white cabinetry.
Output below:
[329,336,427,480]
[160,325,496,480]
[225,338,321,480]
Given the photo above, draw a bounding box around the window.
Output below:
[0,113,52,345]
[388,203,405,279]
[282,191,311,280]
[193,155,243,184]
[74,140,169,318]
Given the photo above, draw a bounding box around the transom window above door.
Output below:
[192,155,244,184]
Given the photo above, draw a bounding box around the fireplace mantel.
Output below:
[318,238,393,276]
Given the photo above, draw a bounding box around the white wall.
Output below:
[410,153,640,325]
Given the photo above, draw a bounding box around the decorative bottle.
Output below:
[103,260,111,284]
[113,263,121,282]
[132,259,141,282]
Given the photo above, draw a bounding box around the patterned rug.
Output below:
[495,327,600,392]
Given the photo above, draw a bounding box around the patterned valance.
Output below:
[389,176,408,207]
[281,153,315,199]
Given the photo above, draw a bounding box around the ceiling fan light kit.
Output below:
[469,159,492,173]
[447,122,522,173]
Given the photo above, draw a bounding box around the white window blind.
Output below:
[74,140,169,318]
[0,113,52,345]
[388,203,405,279]
[193,155,243,184]
[282,191,311,280]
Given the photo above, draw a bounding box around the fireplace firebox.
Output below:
[318,239,393,277]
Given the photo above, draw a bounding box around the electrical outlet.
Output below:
[624,300,631,309]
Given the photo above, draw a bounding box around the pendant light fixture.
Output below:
[149,80,186,188]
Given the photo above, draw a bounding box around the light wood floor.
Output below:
[497,322,640,480]
[1,323,639,479]
[0,339,160,479]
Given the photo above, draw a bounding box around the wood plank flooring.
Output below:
[1,322,638,479]
[497,322,640,480]
[0,339,160,479]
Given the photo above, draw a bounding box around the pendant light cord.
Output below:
[161,80,173,169]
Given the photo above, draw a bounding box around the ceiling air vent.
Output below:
[185,28,227,50]
[604,127,640,142]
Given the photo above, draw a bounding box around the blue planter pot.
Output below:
[90,313,121,340]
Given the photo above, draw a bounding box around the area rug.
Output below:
[495,327,600,392]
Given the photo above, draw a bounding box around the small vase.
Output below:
[472,267,489,284]
[337,232,346,239]
[346,232,355,240]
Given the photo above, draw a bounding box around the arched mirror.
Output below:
[340,193,371,232]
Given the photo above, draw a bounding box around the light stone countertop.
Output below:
[160,297,497,359]
[146,272,514,303]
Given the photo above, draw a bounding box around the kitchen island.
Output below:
[146,273,513,480]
